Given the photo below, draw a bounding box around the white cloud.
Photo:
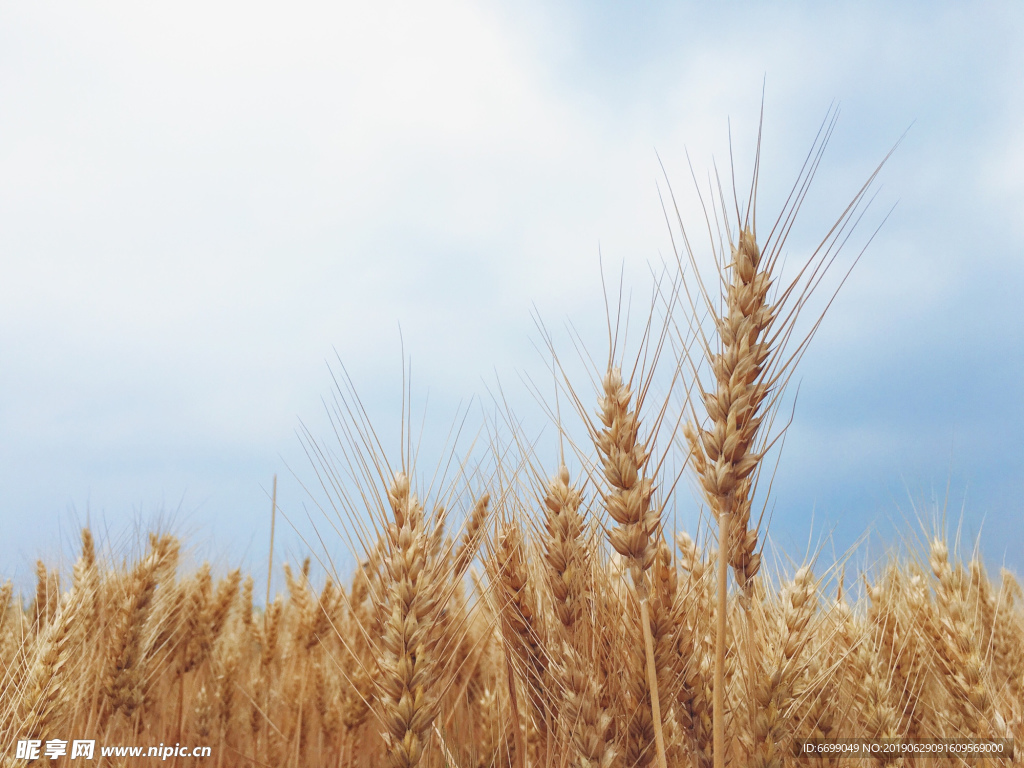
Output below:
[1,0,1022,579]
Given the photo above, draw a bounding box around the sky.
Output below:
[2,1,1022,592]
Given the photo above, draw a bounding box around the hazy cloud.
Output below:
[2,0,1021,586]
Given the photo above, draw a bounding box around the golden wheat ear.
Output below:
[374,472,453,768]
[17,555,91,744]
[666,108,898,768]
[595,365,671,768]
[673,111,896,590]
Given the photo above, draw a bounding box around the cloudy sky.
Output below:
[2,1,1022,590]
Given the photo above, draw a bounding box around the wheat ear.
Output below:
[493,521,549,756]
[542,465,586,633]
[675,533,714,768]
[684,226,772,768]
[452,494,490,580]
[539,467,617,768]
[684,228,771,594]
[597,366,667,768]
[0,581,12,640]
[103,534,170,725]
[18,540,95,745]
[377,472,446,768]
[749,566,816,768]
[928,538,1003,736]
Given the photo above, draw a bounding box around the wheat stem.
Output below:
[640,598,668,768]
[714,511,729,768]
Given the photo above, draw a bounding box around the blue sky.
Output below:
[2,1,1022,590]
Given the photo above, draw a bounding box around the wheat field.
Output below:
[2,129,1022,768]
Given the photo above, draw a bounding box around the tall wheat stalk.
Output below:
[375,472,447,768]
[671,110,895,768]
[597,366,669,768]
